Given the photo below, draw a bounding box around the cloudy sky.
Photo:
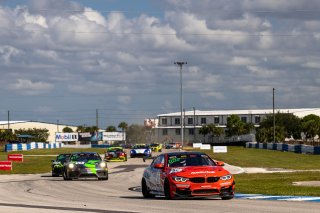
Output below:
[0,0,319,128]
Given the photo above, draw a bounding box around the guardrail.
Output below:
[4,142,64,152]
[246,142,320,155]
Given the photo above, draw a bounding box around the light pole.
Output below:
[273,88,275,143]
[174,61,187,148]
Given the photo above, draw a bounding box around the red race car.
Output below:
[141,151,235,199]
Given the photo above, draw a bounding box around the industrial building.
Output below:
[148,108,320,144]
[0,121,78,142]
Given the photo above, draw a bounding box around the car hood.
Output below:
[132,148,148,153]
[71,160,101,168]
[168,166,229,177]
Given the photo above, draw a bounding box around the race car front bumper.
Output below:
[67,168,108,179]
[171,180,235,198]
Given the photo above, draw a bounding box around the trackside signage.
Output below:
[103,132,125,141]
[55,133,78,142]
[8,154,23,162]
[213,146,228,153]
[0,161,12,171]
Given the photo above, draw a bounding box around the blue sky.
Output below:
[0,0,320,129]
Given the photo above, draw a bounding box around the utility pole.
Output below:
[174,61,187,148]
[193,107,196,143]
[7,110,10,130]
[57,120,59,132]
[273,88,275,143]
[96,109,99,129]
[183,108,186,145]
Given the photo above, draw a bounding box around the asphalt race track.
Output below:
[0,155,319,213]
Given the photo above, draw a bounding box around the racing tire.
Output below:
[63,170,72,181]
[141,179,155,198]
[52,172,59,177]
[98,173,108,181]
[164,179,174,200]
[221,195,234,200]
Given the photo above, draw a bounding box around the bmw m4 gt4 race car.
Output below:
[104,147,127,162]
[130,144,152,158]
[141,151,235,200]
[51,153,71,177]
[63,152,108,180]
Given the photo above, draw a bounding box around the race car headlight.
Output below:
[220,174,232,181]
[68,163,75,169]
[172,176,189,182]
[100,162,106,168]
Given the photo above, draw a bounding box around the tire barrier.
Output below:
[246,142,320,155]
[4,142,64,152]
[91,144,111,148]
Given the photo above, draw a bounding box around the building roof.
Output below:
[157,108,320,118]
[0,121,28,125]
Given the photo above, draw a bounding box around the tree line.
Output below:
[198,113,320,143]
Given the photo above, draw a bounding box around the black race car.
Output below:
[51,153,71,177]
[63,152,108,181]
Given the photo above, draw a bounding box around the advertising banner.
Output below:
[55,133,78,142]
[213,146,228,153]
[102,132,125,141]
[0,161,12,171]
[8,154,23,162]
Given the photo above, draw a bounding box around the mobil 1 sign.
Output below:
[213,146,228,153]
[55,133,78,142]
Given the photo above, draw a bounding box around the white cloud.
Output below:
[117,96,132,104]
[1,0,320,125]
[229,57,257,66]
[9,79,54,95]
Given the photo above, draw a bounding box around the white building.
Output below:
[0,121,78,142]
[150,108,320,144]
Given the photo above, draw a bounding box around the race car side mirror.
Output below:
[154,163,164,169]
[216,161,225,166]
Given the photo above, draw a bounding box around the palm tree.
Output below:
[76,125,85,132]
[199,125,210,143]
[106,126,117,132]
[207,123,224,143]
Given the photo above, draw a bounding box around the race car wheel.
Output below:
[63,170,72,181]
[98,173,108,181]
[52,172,59,177]
[164,179,174,200]
[221,195,234,200]
[142,179,155,198]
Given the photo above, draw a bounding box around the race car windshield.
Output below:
[57,154,70,162]
[133,145,149,149]
[150,144,159,147]
[168,154,215,167]
[71,153,101,162]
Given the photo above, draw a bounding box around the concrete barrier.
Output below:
[245,142,320,155]
[4,142,64,152]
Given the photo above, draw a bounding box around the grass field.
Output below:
[188,146,320,196]
[1,146,320,196]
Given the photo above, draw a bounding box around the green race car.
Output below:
[51,153,71,177]
[104,147,127,162]
[63,152,108,181]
